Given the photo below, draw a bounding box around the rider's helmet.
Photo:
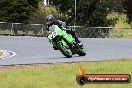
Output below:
[45,15,55,26]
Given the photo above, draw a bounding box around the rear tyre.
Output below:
[78,49,86,56]
[57,44,72,58]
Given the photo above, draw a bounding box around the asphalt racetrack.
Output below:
[0,36,132,65]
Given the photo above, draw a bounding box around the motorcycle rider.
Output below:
[45,15,82,50]
[45,15,81,43]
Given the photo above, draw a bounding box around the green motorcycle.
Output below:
[47,25,86,58]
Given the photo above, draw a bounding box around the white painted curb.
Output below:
[0,51,16,59]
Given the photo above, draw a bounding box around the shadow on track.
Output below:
[47,55,81,60]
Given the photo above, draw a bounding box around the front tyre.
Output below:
[57,44,72,58]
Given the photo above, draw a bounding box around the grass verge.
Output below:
[0,59,132,88]
[110,29,132,38]
[107,12,131,28]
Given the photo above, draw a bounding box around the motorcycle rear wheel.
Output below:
[78,49,86,56]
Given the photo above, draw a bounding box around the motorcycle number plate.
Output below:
[50,32,57,39]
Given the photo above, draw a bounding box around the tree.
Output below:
[123,0,132,26]
[31,6,60,24]
[50,0,122,26]
[0,0,39,23]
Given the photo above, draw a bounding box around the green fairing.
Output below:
[47,25,86,58]
[48,25,74,43]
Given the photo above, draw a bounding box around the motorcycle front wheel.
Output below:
[57,44,72,58]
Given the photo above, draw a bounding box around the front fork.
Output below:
[52,39,68,49]
[52,33,75,51]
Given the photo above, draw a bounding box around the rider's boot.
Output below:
[53,46,58,50]
[73,36,83,47]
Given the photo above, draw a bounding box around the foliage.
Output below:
[0,0,40,23]
[123,0,132,26]
[49,0,124,26]
[31,6,67,24]
[0,60,132,88]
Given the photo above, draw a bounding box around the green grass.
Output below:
[0,29,11,34]
[110,29,132,38]
[0,29,45,36]
[0,59,132,88]
[107,12,131,28]
[107,12,132,38]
